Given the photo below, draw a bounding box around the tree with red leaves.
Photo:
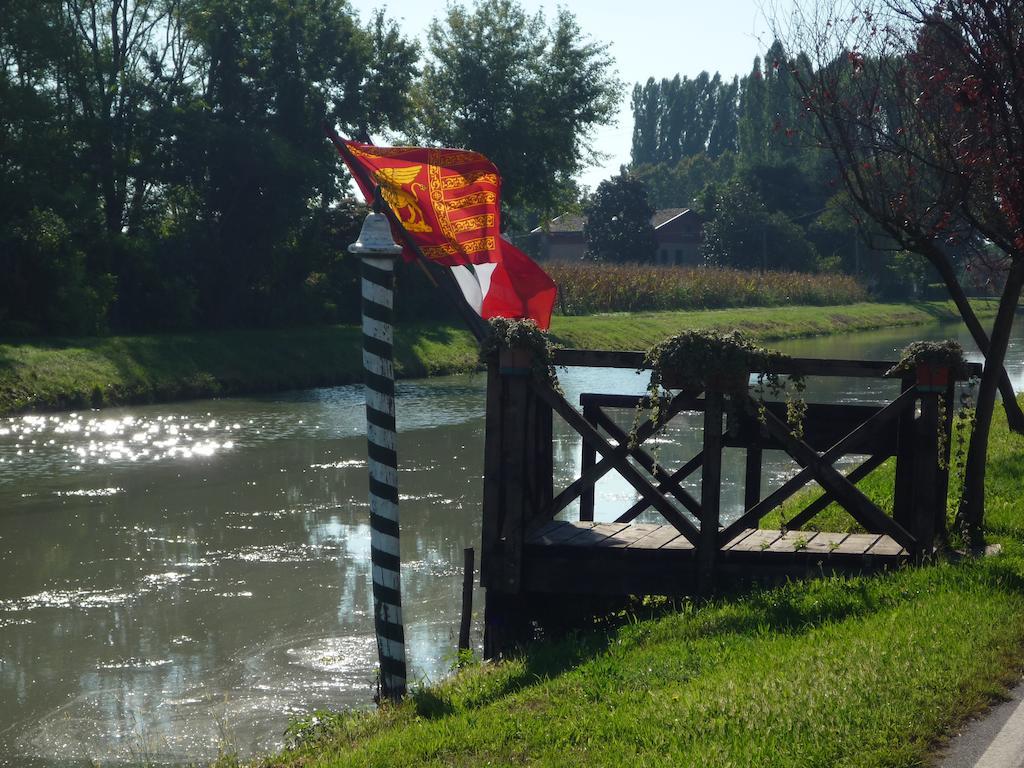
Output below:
[781,0,1024,543]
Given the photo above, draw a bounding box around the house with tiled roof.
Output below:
[530,208,703,265]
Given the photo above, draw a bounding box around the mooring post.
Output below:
[458,547,474,652]
[350,211,407,702]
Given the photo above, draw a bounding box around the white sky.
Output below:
[369,0,787,190]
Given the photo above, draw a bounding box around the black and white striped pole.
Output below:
[350,211,407,702]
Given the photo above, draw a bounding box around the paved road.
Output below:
[937,677,1024,768]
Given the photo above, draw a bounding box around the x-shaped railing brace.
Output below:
[531,383,701,545]
[720,389,918,551]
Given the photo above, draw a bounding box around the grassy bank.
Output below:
[227,402,1024,768]
[0,300,998,417]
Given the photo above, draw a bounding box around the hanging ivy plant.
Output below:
[479,317,561,392]
[634,329,806,447]
[949,378,977,517]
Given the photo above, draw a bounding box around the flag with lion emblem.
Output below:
[333,139,557,330]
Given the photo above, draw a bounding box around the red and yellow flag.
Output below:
[335,139,557,330]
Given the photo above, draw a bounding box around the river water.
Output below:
[2,321,1023,766]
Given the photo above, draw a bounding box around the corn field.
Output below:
[546,263,868,315]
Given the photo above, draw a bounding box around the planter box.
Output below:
[498,347,534,375]
[915,363,950,389]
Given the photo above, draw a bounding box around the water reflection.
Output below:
[0,320,1022,766]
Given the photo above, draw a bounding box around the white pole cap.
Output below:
[349,211,403,256]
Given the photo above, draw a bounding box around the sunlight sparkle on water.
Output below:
[0,411,238,475]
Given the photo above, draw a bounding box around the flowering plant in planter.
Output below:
[634,329,806,447]
[884,340,970,386]
[479,317,561,391]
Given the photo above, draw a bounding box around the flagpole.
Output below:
[324,125,488,342]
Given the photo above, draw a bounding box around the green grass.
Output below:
[215,399,1024,768]
[0,300,997,417]
[550,300,996,350]
[0,323,479,416]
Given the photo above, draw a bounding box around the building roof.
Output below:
[538,212,587,234]
[531,208,695,234]
[650,208,692,228]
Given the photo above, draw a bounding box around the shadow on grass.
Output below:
[436,547,1024,721]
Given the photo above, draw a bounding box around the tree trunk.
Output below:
[929,247,1024,434]
[955,259,1024,544]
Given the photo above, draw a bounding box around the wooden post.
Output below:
[893,377,916,530]
[458,547,474,652]
[580,402,597,521]
[350,212,407,702]
[480,362,504,589]
[699,390,724,593]
[481,347,538,657]
[911,389,941,560]
[498,347,531,595]
[744,446,762,512]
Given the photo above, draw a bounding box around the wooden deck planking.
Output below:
[631,525,687,550]
[867,536,907,556]
[832,533,882,555]
[799,531,848,554]
[728,529,785,552]
[563,522,632,547]
[661,528,698,549]
[528,520,596,545]
[722,528,758,550]
[526,523,907,565]
[599,523,663,548]
[767,530,817,553]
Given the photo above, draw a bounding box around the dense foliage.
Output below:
[626,39,941,297]
[414,0,620,228]
[0,0,420,335]
[582,173,657,263]
[0,0,618,337]
[546,263,867,315]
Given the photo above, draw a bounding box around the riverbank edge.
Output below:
[0,299,998,417]
[229,398,1024,768]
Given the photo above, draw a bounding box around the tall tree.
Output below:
[630,78,660,165]
[783,0,1024,540]
[415,0,621,225]
[0,0,418,333]
[738,56,767,161]
[186,0,418,325]
[707,76,740,157]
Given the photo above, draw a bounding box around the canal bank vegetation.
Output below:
[0,300,1000,417]
[223,401,1024,768]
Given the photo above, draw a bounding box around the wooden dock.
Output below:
[479,346,980,656]
[521,521,907,597]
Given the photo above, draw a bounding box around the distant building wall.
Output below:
[532,209,704,265]
[653,210,703,266]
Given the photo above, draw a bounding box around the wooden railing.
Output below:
[480,347,981,603]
